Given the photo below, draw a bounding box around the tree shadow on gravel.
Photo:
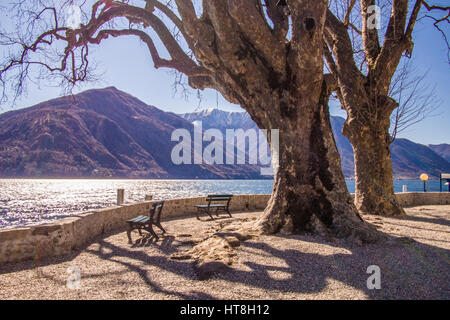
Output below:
[387,212,450,228]
[84,238,217,300]
[1,215,448,300]
[81,227,449,300]
[223,235,449,299]
[380,220,450,234]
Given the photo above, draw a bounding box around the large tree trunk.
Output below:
[253,94,380,243]
[182,0,380,242]
[344,106,405,217]
[324,7,409,218]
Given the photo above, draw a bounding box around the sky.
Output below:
[0,2,449,146]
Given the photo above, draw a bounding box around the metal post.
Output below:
[423,181,426,193]
[117,189,125,205]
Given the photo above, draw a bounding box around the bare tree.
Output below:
[421,2,450,64]
[0,0,379,242]
[389,59,440,142]
[324,0,449,216]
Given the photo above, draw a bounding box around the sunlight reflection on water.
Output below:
[0,179,444,229]
[0,179,273,229]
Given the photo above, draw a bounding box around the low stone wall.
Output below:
[395,192,450,207]
[161,194,271,219]
[0,201,154,265]
[348,192,450,207]
[0,195,270,265]
[0,192,449,265]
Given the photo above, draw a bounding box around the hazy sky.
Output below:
[0,2,449,146]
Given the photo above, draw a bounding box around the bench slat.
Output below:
[207,194,233,198]
[127,216,143,223]
[128,215,149,224]
[135,216,148,223]
[140,217,150,223]
[195,204,226,208]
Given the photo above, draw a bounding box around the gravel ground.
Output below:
[0,205,449,300]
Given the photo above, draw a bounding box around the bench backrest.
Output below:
[207,194,233,199]
[149,200,165,224]
[206,195,232,207]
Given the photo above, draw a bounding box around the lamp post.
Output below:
[420,174,429,192]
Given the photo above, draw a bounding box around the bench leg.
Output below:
[127,225,133,244]
[227,208,232,217]
[154,222,166,234]
[206,209,214,220]
[146,225,159,240]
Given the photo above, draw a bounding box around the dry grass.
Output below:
[0,205,449,300]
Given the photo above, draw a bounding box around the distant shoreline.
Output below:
[0,177,275,181]
[0,177,443,180]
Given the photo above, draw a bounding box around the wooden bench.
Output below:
[195,195,233,220]
[126,201,166,243]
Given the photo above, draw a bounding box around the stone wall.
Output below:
[161,194,271,219]
[347,192,450,206]
[0,201,153,265]
[395,192,450,207]
[0,192,449,265]
[0,195,270,265]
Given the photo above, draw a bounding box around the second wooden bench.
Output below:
[194,194,233,220]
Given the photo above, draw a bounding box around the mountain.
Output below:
[391,139,450,179]
[181,109,450,179]
[0,87,261,179]
[330,116,354,178]
[180,109,261,158]
[181,109,256,132]
[1,89,448,179]
[428,144,450,163]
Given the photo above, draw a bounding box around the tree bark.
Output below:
[324,5,418,218]
[2,0,384,242]
[253,91,380,243]
[343,105,405,217]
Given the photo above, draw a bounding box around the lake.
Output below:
[0,179,446,229]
